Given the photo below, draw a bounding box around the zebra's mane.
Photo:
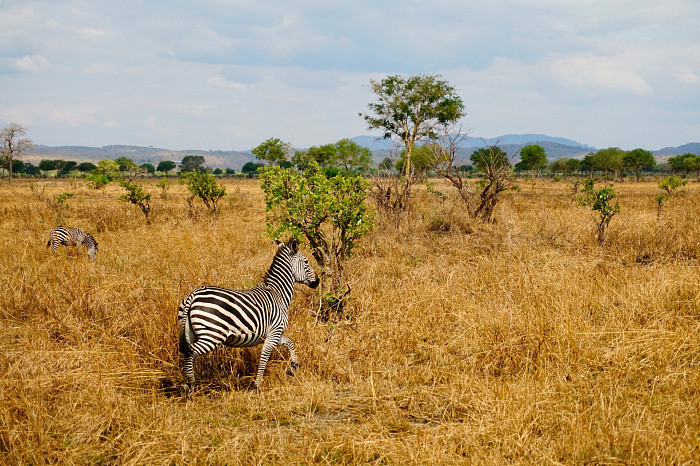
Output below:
[262,244,293,287]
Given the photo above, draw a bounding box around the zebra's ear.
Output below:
[288,238,299,253]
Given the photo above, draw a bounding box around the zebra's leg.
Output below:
[278,335,300,376]
[254,331,283,389]
[181,338,219,394]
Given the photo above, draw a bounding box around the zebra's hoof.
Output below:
[286,362,300,377]
[179,383,191,398]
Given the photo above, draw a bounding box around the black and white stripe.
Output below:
[178,239,319,390]
[46,227,98,259]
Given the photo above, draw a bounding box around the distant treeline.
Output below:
[2,148,699,181]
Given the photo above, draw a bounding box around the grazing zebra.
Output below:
[178,239,319,391]
[46,227,98,259]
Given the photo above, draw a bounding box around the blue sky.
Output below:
[1,0,699,151]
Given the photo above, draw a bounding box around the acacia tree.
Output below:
[667,153,700,177]
[593,147,624,179]
[180,155,206,173]
[516,144,547,177]
[157,160,177,174]
[622,148,656,181]
[360,74,465,177]
[252,137,292,166]
[1,123,33,184]
[360,75,464,225]
[334,138,372,173]
[292,144,336,170]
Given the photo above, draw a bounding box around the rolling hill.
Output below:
[23,135,698,169]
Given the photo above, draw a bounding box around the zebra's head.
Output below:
[87,236,98,260]
[281,239,319,289]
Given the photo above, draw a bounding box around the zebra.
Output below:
[46,227,98,259]
[178,239,319,392]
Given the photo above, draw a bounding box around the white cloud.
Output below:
[676,72,699,85]
[50,105,95,126]
[206,76,249,90]
[10,54,49,71]
[547,54,651,96]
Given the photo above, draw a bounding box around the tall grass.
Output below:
[0,177,698,464]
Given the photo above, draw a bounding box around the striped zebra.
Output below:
[178,239,319,391]
[46,227,98,259]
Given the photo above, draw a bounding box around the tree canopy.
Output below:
[470,146,510,173]
[180,155,206,172]
[592,147,624,177]
[667,153,699,176]
[515,144,548,174]
[157,160,177,173]
[334,138,372,173]
[360,74,465,176]
[241,161,265,177]
[622,148,656,180]
[252,137,292,166]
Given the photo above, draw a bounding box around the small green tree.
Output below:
[140,163,156,175]
[667,153,699,177]
[395,144,445,179]
[119,179,151,224]
[179,171,226,213]
[260,162,374,314]
[576,178,620,246]
[157,160,177,174]
[516,144,548,177]
[334,138,372,173]
[180,155,206,173]
[76,162,97,173]
[54,192,74,225]
[592,147,624,179]
[156,177,171,199]
[85,159,118,190]
[85,172,111,190]
[252,137,292,166]
[655,175,688,220]
[38,159,57,173]
[292,144,336,170]
[622,148,656,181]
[241,161,264,177]
[115,157,139,178]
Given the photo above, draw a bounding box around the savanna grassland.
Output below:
[0,176,698,465]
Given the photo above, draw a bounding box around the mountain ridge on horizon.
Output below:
[24,134,699,170]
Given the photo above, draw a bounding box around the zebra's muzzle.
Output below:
[307,277,320,289]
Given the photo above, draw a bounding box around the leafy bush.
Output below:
[85,172,111,190]
[53,192,74,225]
[119,179,151,224]
[260,162,374,315]
[179,171,226,213]
[655,175,688,220]
[576,178,620,245]
[156,177,171,199]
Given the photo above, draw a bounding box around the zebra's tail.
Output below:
[178,293,197,356]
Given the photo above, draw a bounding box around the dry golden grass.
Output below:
[1,176,698,464]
